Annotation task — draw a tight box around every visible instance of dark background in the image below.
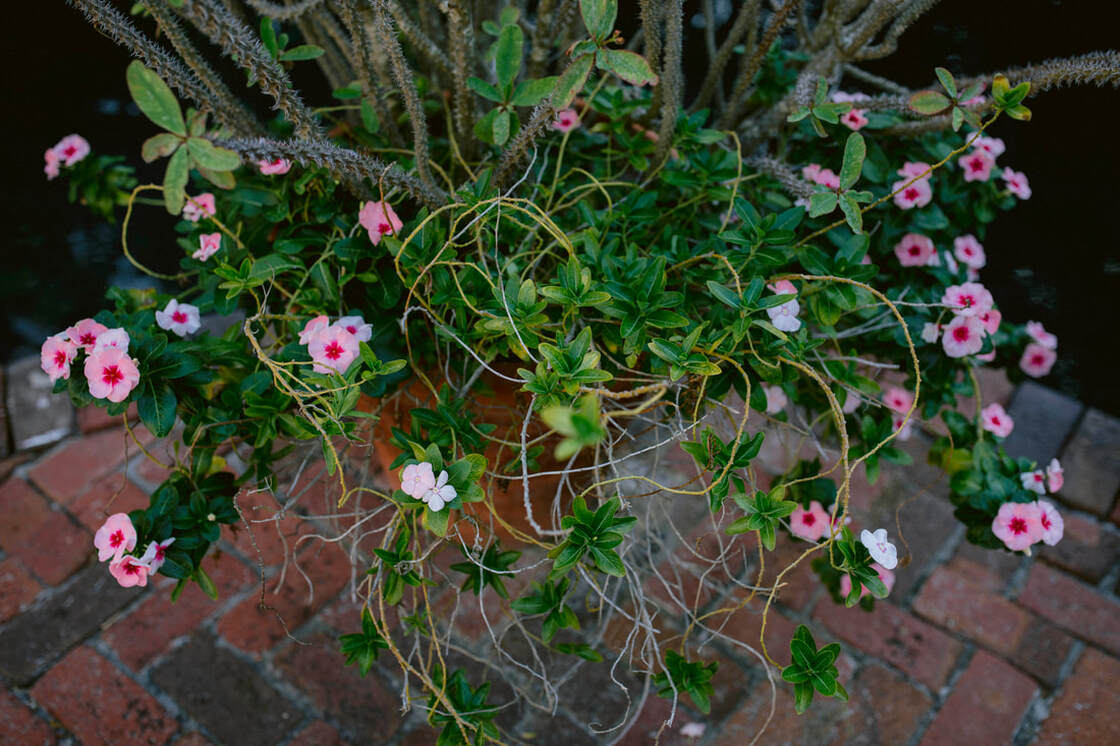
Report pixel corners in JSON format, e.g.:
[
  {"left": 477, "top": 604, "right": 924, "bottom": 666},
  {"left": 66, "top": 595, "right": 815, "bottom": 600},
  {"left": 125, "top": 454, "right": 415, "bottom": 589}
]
[{"left": 2, "top": 1, "right": 1117, "bottom": 413}]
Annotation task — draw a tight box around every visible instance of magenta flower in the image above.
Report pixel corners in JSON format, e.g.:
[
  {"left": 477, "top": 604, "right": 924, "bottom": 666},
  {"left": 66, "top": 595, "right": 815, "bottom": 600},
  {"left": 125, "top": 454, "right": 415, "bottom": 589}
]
[
  {"left": 941, "top": 315, "right": 985, "bottom": 358},
  {"left": 840, "top": 562, "right": 895, "bottom": 600},
  {"left": 40, "top": 333, "right": 78, "bottom": 382},
  {"left": 1046, "top": 458, "right": 1064, "bottom": 493},
  {"left": 882, "top": 387, "right": 914, "bottom": 414},
  {"left": 155, "top": 299, "right": 201, "bottom": 337},
  {"left": 891, "top": 177, "right": 933, "bottom": 209},
  {"left": 859, "top": 528, "right": 898, "bottom": 569},
  {"left": 298, "top": 315, "right": 329, "bottom": 345},
  {"left": 84, "top": 347, "right": 140, "bottom": 402},
  {"left": 139, "top": 537, "right": 175, "bottom": 573},
  {"left": 763, "top": 385, "right": 787, "bottom": 414},
  {"left": 307, "top": 325, "right": 359, "bottom": 375},
  {"left": 401, "top": 461, "right": 436, "bottom": 499},
  {"left": 992, "top": 501, "right": 1043, "bottom": 551},
  {"left": 953, "top": 235, "right": 986, "bottom": 269},
  {"left": 92, "top": 328, "right": 130, "bottom": 355},
  {"left": 790, "top": 501, "right": 830, "bottom": 542},
  {"left": 894, "top": 233, "right": 935, "bottom": 267},
  {"left": 970, "top": 136, "right": 1005, "bottom": 159},
  {"left": 1036, "top": 500, "right": 1064, "bottom": 545},
  {"left": 960, "top": 150, "right": 995, "bottom": 182},
  {"left": 1002, "top": 168, "right": 1032, "bottom": 199},
  {"left": 335, "top": 315, "right": 372, "bottom": 343},
  {"left": 182, "top": 193, "right": 216, "bottom": 222},
  {"left": 802, "top": 163, "right": 840, "bottom": 189},
  {"left": 1020, "top": 470, "right": 1047, "bottom": 495},
  {"left": 1019, "top": 342, "right": 1056, "bottom": 378},
  {"left": 552, "top": 108, "right": 580, "bottom": 133},
  {"left": 44, "top": 148, "right": 61, "bottom": 180},
  {"left": 67, "top": 318, "right": 109, "bottom": 353},
  {"left": 981, "top": 403, "right": 1014, "bottom": 437},
  {"left": 109, "top": 556, "right": 152, "bottom": 588},
  {"left": 942, "top": 282, "right": 993, "bottom": 317},
  {"left": 193, "top": 232, "right": 222, "bottom": 261},
  {"left": 1025, "top": 321, "right": 1057, "bottom": 350},
  {"left": 978, "top": 309, "right": 1001, "bottom": 335},
  {"left": 840, "top": 108, "right": 869, "bottom": 130},
  {"left": 358, "top": 200, "right": 403, "bottom": 246},
  {"left": 94, "top": 513, "right": 136, "bottom": 563},
  {"left": 53, "top": 134, "right": 90, "bottom": 166},
  {"left": 258, "top": 158, "right": 291, "bottom": 175}
]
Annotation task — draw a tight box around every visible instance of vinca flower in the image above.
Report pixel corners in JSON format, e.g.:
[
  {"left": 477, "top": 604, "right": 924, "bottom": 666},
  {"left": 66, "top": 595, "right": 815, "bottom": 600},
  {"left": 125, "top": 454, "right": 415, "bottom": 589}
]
[
  {"left": 193, "top": 232, "right": 221, "bottom": 261},
  {"left": 182, "top": 193, "right": 216, "bottom": 222},
  {"left": 401, "top": 462, "right": 436, "bottom": 499},
  {"left": 765, "top": 280, "right": 801, "bottom": 332},
  {"left": 92, "top": 328, "right": 130, "bottom": 354},
  {"left": 978, "top": 309, "right": 1001, "bottom": 335},
  {"left": 894, "top": 233, "right": 935, "bottom": 266},
  {"left": 359, "top": 200, "right": 403, "bottom": 245},
  {"left": 139, "top": 537, "right": 175, "bottom": 573},
  {"left": 953, "top": 235, "right": 986, "bottom": 269},
  {"left": 155, "top": 300, "right": 202, "bottom": 337},
  {"left": 860, "top": 528, "right": 898, "bottom": 570},
  {"left": 921, "top": 322, "right": 941, "bottom": 344},
  {"left": 1020, "top": 470, "right": 1047, "bottom": 494},
  {"left": 992, "top": 501, "right": 1043, "bottom": 551},
  {"left": 969, "top": 135, "right": 1006, "bottom": 159},
  {"left": 941, "top": 282, "right": 993, "bottom": 317},
  {"left": 67, "top": 318, "right": 109, "bottom": 353},
  {"left": 258, "top": 158, "right": 291, "bottom": 175},
  {"left": 789, "top": 501, "right": 830, "bottom": 542},
  {"left": 94, "top": 513, "right": 136, "bottom": 563},
  {"left": 882, "top": 387, "right": 914, "bottom": 414},
  {"left": 422, "top": 470, "right": 457, "bottom": 512},
  {"left": 552, "top": 108, "right": 580, "bottom": 132},
  {"left": 109, "top": 556, "right": 153, "bottom": 588},
  {"left": 941, "top": 315, "right": 985, "bottom": 358},
  {"left": 84, "top": 347, "right": 140, "bottom": 402},
  {"left": 308, "top": 325, "right": 359, "bottom": 375},
  {"left": 335, "top": 315, "right": 372, "bottom": 342},
  {"left": 1036, "top": 499, "right": 1064, "bottom": 545},
  {"left": 764, "top": 385, "right": 787, "bottom": 414},
  {"left": 40, "top": 333, "right": 77, "bottom": 382},
  {"left": 1046, "top": 458, "right": 1064, "bottom": 493},
  {"left": 1002, "top": 168, "right": 1032, "bottom": 199},
  {"left": 981, "top": 403, "right": 1014, "bottom": 437},
  {"left": 1019, "top": 342, "right": 1056, "bottom": 377},
  {"left": 960, "top": 150, "right": 995, "bottom": 182},
  {"left": 53, "top": 134, "right": 90, "bottom": 166},
  {"left": 1025, "top": 321, "right": 1057, "bottom": 349},
  {"left": 44, "top": 148, "right": 61, "bottom": 179},
  {"left": 299, "top": 315, "right": 329, "bottom": 345}
]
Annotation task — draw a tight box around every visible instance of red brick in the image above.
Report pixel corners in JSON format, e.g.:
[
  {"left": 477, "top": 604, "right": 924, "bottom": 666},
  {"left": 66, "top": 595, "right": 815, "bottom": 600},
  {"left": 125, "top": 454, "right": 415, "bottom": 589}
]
[
  {"left": 103, "top": 553, "right": 253, "bottom": 670},
  {"left": 29, "top": 646, "right": 176, "bottom": 746},
  {"left": 290, "top": 719, "right": 348, "bottom": 746},
  {"left": 829, "top": 663, "right": 932, "bottom": 746},
  {"left": 1017, "top": 562, "right": 1120, "bottom": 654},
  {"left": 0, "top": 477, "right": 52, "bottom": 550},
  {"left": 227, "top": 488, "right": 308, "bottom": 568},
  {"left": 0, "top": 689, "right": 54, "bottom": 744},
  {"left": 712, "top": 602, "right": 800, "bottom": 668},
  {"left": 1036, "top": 512, "right": 1119, "bottom": 582},
  {"left": 0, "top": 452, "right": 33, "bottom": 483},
  {"left": 77, "top": 403, "right": 137, "bottom": 434},
  {"left": 913, "top": 566, "right": 1031, "bottom": 655},
  {"left": 948, "top": 540, "right": 1022, "bottom": 593},
  {"left": 919, "top": 650, "right": 1036, "bottom": 746},
  {"left": 1037, "top": 648, "right": 1120, "bottom": 745},
  {"left": 27, "top": 429, "right": 133, "bottom": 503},
  {"left": 715, "top": 680, "right": 846, "bottom": 746},
  {"left": 69, "top": 472, "right": 151, "bottom": 532},
  {"left": 0, "top": 557, "right": 42, "bottom": 624},
  {"left": 172, "top": 733, "right": 214, "bottom": 746},
  {"left": 814, "top": 600, "right": 962, "bottom": 689},
  {"left": 10, "top": 510, "right": 91, "bottom": 585},
  {"left": 132, "top": 446, "right": 175, "bottom": 487}
]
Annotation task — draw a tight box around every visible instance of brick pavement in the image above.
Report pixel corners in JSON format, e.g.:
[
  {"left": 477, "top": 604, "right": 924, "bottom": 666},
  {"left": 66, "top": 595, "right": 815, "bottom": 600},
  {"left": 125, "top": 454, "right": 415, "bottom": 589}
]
[{"left": 0, "top": 375, "right": 1118, "bottom": 745}]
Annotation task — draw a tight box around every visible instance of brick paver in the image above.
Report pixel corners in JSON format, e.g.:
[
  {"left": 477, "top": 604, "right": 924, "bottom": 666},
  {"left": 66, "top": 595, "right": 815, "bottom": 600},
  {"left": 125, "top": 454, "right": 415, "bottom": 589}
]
[
  {"left": 919, "top": 650, "right": 1037, "bottom": 745},
  {"left": 0, "top": 689, "right": 54, "bottom": 744},
  {"left": 27, "top": 429, "right": 134, "bottom": 504},
  {"left": 1057, "top": 408, "right": 1120, "bottom": 515},
  {"left": 1017, "top": 562, "right": 1120, "bottom": 655},
  {"left": 1037, "top": 648, "right": 1120, "bottom": 744},
  {"left": 0, "top": 557, "right": 42, "bottom": 624}
]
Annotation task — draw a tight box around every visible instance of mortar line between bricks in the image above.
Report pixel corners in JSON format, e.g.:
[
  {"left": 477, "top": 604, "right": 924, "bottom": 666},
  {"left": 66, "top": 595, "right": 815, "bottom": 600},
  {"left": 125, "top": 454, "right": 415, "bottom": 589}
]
[
  {"left": 898, "top": 523, "right": 966, "bottom": 610},
  {"left": 1011, "top": 639, "right": 1086, "bottom": 746},
  {"left": 7, "top": 682, "right": 79, "bottom": 743},
  {"left": 903, "top": 643, "right": 977, "bottom": 746}
]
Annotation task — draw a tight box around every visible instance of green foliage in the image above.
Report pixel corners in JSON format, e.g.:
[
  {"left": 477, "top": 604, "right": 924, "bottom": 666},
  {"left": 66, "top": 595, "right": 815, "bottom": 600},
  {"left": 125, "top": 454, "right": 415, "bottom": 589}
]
[
  {"left": 680, "top": 427, "right": 765, "bottom": 511},
  {"left": 548, "top": 496, "right": 636, "bottom": 579},
  {"left": 787, "top": 77, "right": 853, "bottom": 137},
  {"left": 782, "top": 625, "right": 848, "bottom": 714},
  {"left": 653, "top": 650, "right": 719, "bottom": 714},
  {"left": 426, "top": 670, "right": 499, "bottom": 746},
  {"left": 727, "top": 485, "right": 799, "bottom": 550},
  {"left": 540, "top": 393, "right": 606, "bottom": 460},
  {"left": 339, "top": 608, "right": 389, "bottom": 676},
  {"left": 511, "top": 578, "right": 580, "bottom": 642},
  {"left": 450, "top": 542, "right": 522, "bottom": 599},
  {"left": 371, "top": 527, "right": 430, "bottom": 605}
]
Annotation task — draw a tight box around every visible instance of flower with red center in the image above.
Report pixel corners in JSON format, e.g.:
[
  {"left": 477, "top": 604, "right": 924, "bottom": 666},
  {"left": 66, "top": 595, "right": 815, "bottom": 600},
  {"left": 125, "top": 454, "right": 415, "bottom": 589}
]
[
  {"left": 66, "top": 318, "right": 109, "bottom": 353},
  {"left": 52, "top": 134, "right": 90, "bottom": 166},
  {"left": 40, "top": 333, "right": 78, "bottom": 382},
  {"left": 1019, "top": 342, "right": 1056, "bottom": 378},
  {"left": 139, "top": 537, "right": 176, "bottom": 573},
  {"left": 897, "top": 162, "right": 933, "bottom": 179},
  {"left": 1046, "top": 458, "right": 1064, "bottom": 493},
  {"left": 892, "top": 414, "right": 914, "bottom": 441},
  {"left": 953, "top": 235, "right": 986, "bottom": 269},
  {"left": 980, "top": 403, "right": 1014, "bottom": 437},
  {"left": 859, "top": 528, "right": 899, "bottom": 569},
  {"left": 891, "top": 177, "right": 933, "bottom": 209},
  {"left": 358, "top": 201, "right": 403, "bottom": 246},
  {"left": 840, "top": 108, "right": 868, "bottom": 130},
  {"left": 258, "top": 158, "right": 291, "bottom": 175},
  {"left": 978, "top": 309, "right": 1001, "bottom": 335},
  {"left": 969, "top": 135, "right": 1005, "bottom": 159},
  {"left": 893, "top": 233, "right": 935, "bottom": 267},
  {"left": 299, "top": 315, "right": 329, "bottom": 345},
  {"left": 789, "top": 501, "right": 830, "bottom": 542},
  {"left": 813, "top": 168, "right": 840, "bottom": 190},
  {"left": 992, "top": 501, "right": 1044, "bottom": 551},
  {"left": 941, "top": 282, "right": 994, "bottom": 317},
  {"left": 763, "top": 384, "right": 787, "bottom": 415},
  {"left": 1001, "top": 168, "right": 1032, "bottom": 199},
  {"left": 181, "top": 193, "right": 216, "bottom": 222},
  {"left": 193, "top": 232, "right": 222, "bottom": 261},
  {"left": 882, "top": 386, "right": 914, "bottom": 415},
  {"left": 84, "top": 347, "right": 141, "bottom": 402},
  {"left": 92, "top": 328, "right": 130, "bottom": 355},
  {"left": 94, "top": 513, "right": 136, "bottom": 563},
  {"left": 551, "top": 108, "right": 580, "bottom": 133},
  {"left": 959, "top": 150, "right": 995, "bottom": 182},
  {"left": 1020, "top": 470, "right": 1047, "bottom": 495},
  {"left": 155, "top": 299, "right": 201, "bottom": 337},
  {"left": 1025, "top": 321, "right": 1057, "bottom": 350},
  {"left": 109, "top": 556, "right": 152, "bottom": 588},
  {"left": 44, "top": 148, "right": 61, "bottom": 179},
  {"left": 840, "top": 562, "right": 896, "bottom": 600},
  {"left": 941, "top": 315, "right": 985, "bottom": 358},
  {"left": 335, "top": 315, "right": 372, "bottom": 343},
  {"left": 1036, "top": 499, "right": 1064, "bottom": 545},
  {"left": 308, "top": 325, "right": 359, "bottom": 375}
]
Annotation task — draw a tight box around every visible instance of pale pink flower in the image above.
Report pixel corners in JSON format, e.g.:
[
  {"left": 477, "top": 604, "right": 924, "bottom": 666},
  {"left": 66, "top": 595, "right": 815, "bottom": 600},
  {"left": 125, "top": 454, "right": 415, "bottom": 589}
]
[
  {"left": 193, "top": 232, "right": 222, "bottom": 261},
  {"left": 976, "top": 350, "right": 997, "bottom": 363},
  {"left": 960, "top": 150, "right": 995, "bottom": 182},
  {"left": 941, "top": 315, "right": 985, "bottom": 358},
  {"left": 978, "top": 309, "right": 1001, "bottom": 335},
  {"left": 1036, "top": 499, "right": 1064, "bottom": 545},
  {"left": 92, "top": 328, "right": 130, "bottom": 355},
  {"left": 921, "top": 322, "right": 941, "bottom": 344},
  {"left": 859, "top": 528, "right": 898, "bottom": 569},
  {"left": 680, "top": 722, "right": 706, "bottom": 739},
  {"left": 926, "top": 250, "right": 958, "bottom": 273},
  {"left": 401, "top": 461, "right": 436, "bottom": 499},
  {"left": 422, "top": 470, "right": 457, "bottom": 512},
  {"left": 308, "top": 325, "right": 359, "bottom": 375},
  {"left": 840, "top": 108, "right": 869, "bottom": 130},
  {"left": 84, "top": 347, "right": 141, "bottom": 403},
  {"left": 894, "top": 233, "right": 935, "bottom": 266},
  {"left": 44, "top": 148, "right": 61, "bottom": 179},
  {"left": 40, "top": 333, "right": 78, "bottom": 382},
  {"left": 980, "top": 403, "right": 1014, "bottom": 437},
  {"left": 992, "top": 501, "right": 1043, "bottom": 551},
  {"left": 66, "top": 318, "right": 109, "bottom": 353},
  {"left": 182, "top": 193, "right": 216, "bottom": 222},
  {"left": 109, "top": 556, "right": 152, "bottom": 588},
  {"left": 953, "top": 235, "right": 986, "bottom": 269},
  {"left": 1002, "top": 168, "right": 1032, "bottom": 199},
  {"left": 298, "top": 315, "right": 329, "bottom": 345},
  {"left": 789, "top": 500, "right": 830, "bottom": 542},
  {"left": 840, "top": 562, "right": 896, "bottom": 600},
  {"left": 335, "top": 315, "right": 372, "bottom": 343},
  {"left": 53, "top": 134, "right": 90, "bottom": 166},
  {"left": 767, "top": 279, "right": 797, "bottom": 295},
  {"left": 258, "top": 158, "right": 291, "bottom": 175},
  {"left": 842, "top": 392, "right": 862, "bottom": 413},
  {"left": 831, "top": 91, "right": 871, "bottom": 104},
  {"left": 94, "top": 513, "right": 136, "bottom": 563},
  {"left": 897, "top": 162, "right": 932, "bottom": 179},
  {"left": 970, "top": 135, "right": 1006, "bottom": 159},
  {"left": 139, "top": 537, "right": 175, "bottom": 573},
  {"left": 155, "top": 299, "right": 201, "bottom": 337},
  {"left": 813, "top": 168, "right": 840, "bottom": 190},
  {"left": 896, "top": 178, "right": 934, "bottom": 209},
  {"left": 1020, "top": 343, "right": 1056, "bottom": 377},
  {"left": 1025, "top": 321, "right": 1057, "bottom": 350},
  {"left": 552, "top": 108, "right": 580, "bottom": 132},
  {"left": 1046, "top": 458, "right": 1064, "bottom": 493},
  {"left": 892, "top": 414, "right": 913, "bottom": 441},
  {"left": 882, "top": 387, "right": 914, "bottom": 415},
  {"left": 765, "top": 280, "right": 801, "bottom": 332},
  {"left": 358, "top": 201, "right": 403, "bottom": 246},
  {"left": 763, "top": 385, "right": 787, "bottom": 415},
  {"left": 1020, "top": 470, "right": 1047, "bottom": 495},
  {"left": 941, "top": 282, "right": 993, "bottom": 317},
  {"left": 802, "top": 163, "right": 822, "bottom": 182}
]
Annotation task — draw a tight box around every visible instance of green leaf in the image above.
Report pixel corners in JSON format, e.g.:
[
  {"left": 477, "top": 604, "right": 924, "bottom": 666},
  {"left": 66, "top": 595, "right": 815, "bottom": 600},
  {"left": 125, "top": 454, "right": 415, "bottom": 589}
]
[
  {"left": 839, "top": 132, "right": 866, "bottom": 190},
  {"left": 935, "top": 67, "right": 958, "bottom": 98},
  {"left": 187, "top": 138, "right": 240, "bottom": 171},
  {"left": 552, "top": 53, "right": 594, "bottom": 109},
  {"left": 126, "top": 61, "right": 185, "bottom": 135},
  {"left": 492, "top": 110, "right": 511, "bottom": 146},
  {"left": 494, "top": 24, "right": 523, "bottom": 90},
  {"left": 580, "top": 0, "right": 617, "bottom": 40},
  {"left": 141, "top": 133, "right": 181, "bottom": 163},
  {"left": 163, "top": 147, "right": 190, "bottom": 214},
  {"left": 597, "top": 49, "right": 658, "bottom": 87},
  {"left": 839, "top": 193, "right": 863, "bottom": 234},
  {"left": 467, "top": 76, "right": 504, "bottom": 102},
  {"left": 138, "top": 382, "right": 177, "bottom": 437},
  {"left": 511, "top": 77, "right": 558, "bottom": 106},
  {"left": 908, "top": 90, "right": 951, "bottom": 115},
  {"left": 260, "top": 17, "right": 279, "bottom": 59},
  {"left": 279, "top": 45, "right": 325, "bottom": 62},
  {"left": 808, "top": 192, "right": 838, "bottom": 217}
]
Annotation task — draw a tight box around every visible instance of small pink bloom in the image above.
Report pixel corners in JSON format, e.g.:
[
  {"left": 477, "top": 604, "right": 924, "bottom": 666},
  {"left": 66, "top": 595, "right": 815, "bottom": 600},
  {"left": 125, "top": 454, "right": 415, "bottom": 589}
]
[
  {"left": 1036, "top": 499, "right": 1063, "bottom": 545},
  {"left": 894, "top": 233, "right": 935, "bottom": 267},
  {"left": 981, "top": 403, "right": 1014, "bottom": 437},
  {"left": 44, "top": 148, "right": 61, "bottom": 180},
  {"left": 882, "top": 387, "right": 914, "bottom": 415},
  {"left": 941, "top": 282, "right": 993, "bottom": 317},
  {"left": 299, "top": 315, "right": 329, "bottom": 345},
  {"left": 802, "top": 163, "right": 822, "bottom": 182},
  {"left": 978, "top": 309, "right": 1001, "bottom": 335},
  {"left": 552, "top": 108, "right": 580, "bottom": 133},
  {"left": 970, "top": 135, "right": 1006, "bottom": 159},
  {"left": 840, "top": 108, "right": 868, "bottom": 130},
  {"left": 926, "top": 250, "right": 958, "bottom": 272},
  {"left": 53, "top": 134, "right": 90, "bottom": 166},
  {"left": 896, "top": 175, "right": 936, "bottom": 207},
  {"left": 813, "top": 168, "right": 840, "bottom": 190},
  {"left": 953, "top": 235, "right": 986, "bottom": 269},
  {"left": 40, "top": 333, "right": 78, "bottom": 382},
  {"left": 1019, "top": 343, "right": 1056, "bottom": 378},
  {"left": 767, "top": 279, "right": 798, "bottom": 296},
  {"left": 763, "top": 385, "right": 787, "bottom": 415},
  {"left": 139, "top": 537, "right": 176, "bottom": 573},
  {"left": 960, "top": 151, "right": 995, "bottom": 182},
  {"left": 1020, "top": 470, "right": 1047, "bottom": 495},
  {"left": 789, "top": 500, "right": 830, "bottom": 542},
  {"left": 92, "top": 328, "right": 130, "bottom": 355},
  {"left": 84, "top": 347, "right": 141, "bottom": 403},
  {"left": 421, "top": 469, "right": 457, "bottom": 512},
  {"left": 976, "top": 350, "right": 997, "bottom": 363},
  {"left": 358, "top": 201, "right": 403, "bottom": 246},
  {"left": 401, "top": 461, "right": 436, "bottom": 499},
  {"left": 897, "top": 162, "right": 932, "bottom": 179},
  {"left": 992, "top": 501, "right": 1043, "bottom": 551},
  {"left": 155, "top": 299, "right": 201, "bottom": 337},
  {"left": 941, "top": 315, "right": 985, "bottom": 358},
  {"left": 335, "top": 315, "right": 372, "bottom": 343},
  {"left": 1002, "top": 168, "right": 1032, "bottom": 199},
  {"left": 842, "top": 393, "right": 862, "bottom": 413},
  {"left": 94, "top": 513, "right": 136, "bottom": 563},
  {"left": 109, "top": 556, "right": 152, "bottom": 588},
  {"left": 1046, "top": 458, "right": 1064, "bottom": 493},
  {"left": 921, "top": 322, "right": 941, "bottom": 344},
  {"left": 193, "top": 232, "right": 222, "bottom": 261},
  {"left": 258, "top": 158, "right": 291, "bottom": 175},
  {"left": 892, "top": 414, "right": 913, "bottom": 441},
  {"left": 182, "top": 193, "right": 216, "bottom": 222},
  {"left": 840, "top": 562, "right": 895, "bottom": 600},
  {"left": 307, "top": 325, "right": 359, "bottom": 375},
  {"left": 1025, "top": 321, "right": 1057, "bottom": 350},
  {"left": 765, "top": 280, "right": 801, "bottom": 332},
  {"left": 66, "top": 318, "right": 109, "bottom": 353},
  {"left": 680, "top": 722, "right": 706, "bottom": 739}
]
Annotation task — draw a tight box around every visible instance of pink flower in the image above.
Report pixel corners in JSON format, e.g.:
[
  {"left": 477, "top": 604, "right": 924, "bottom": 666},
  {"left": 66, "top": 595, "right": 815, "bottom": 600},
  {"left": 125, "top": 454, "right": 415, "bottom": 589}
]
[
  {"left": 155, "top": 299, "right": 201, "bottom": 337},
  {"left": 258, "top": 158, "right": 291, "bottom": 175},
  {"left": 789, "top": 500, "right": 830, "bottom": 542},
  {"left": 897, "top": 162, "right": 932, "bottom": 179},
  {"left": 882, "top": 387, "right": 914, "bottom": 415},
  {"left": 992, "top": 501, "right": 1043, "bottom": 551},
  {"left": 892, "top": 414, "right": 913, "bottom": 441},
  {"left": 84, "top": 347, "right": 141, "bottom": 403},
  {"left": 182, "top": 193, "right": 216, "bottom": 222},
  {"left": 768, "top": 279, "right": 797, "bottom": 295},
  {"left": 941, "top": 282, "right": 993, "bottom": 317},
  {"left": 92, "top": 328, "right": 130, "bottom": 355},
  {"left": 921, "top": 322, "right": 941, "bottom": 344},
  {"left": 1020, "top": 470, "right": 1047, "bottom": 495},
  {"left": 335, "top": 315, "right": 372, "bottom": 343},
  {"left": 109, "top": 556, "right": 152, "bottom": 588},
  {"left": 941, "top": 315, "right": 985, "bottom": 358},
  {"left": 299, "top": 315, "right": 329, "bottom": 345},
  {"left": 980, "top": 403, "right": 1014, "bottom": 437},
  {"left": 552, "top": 108, "right": 580, "bottom": 132},
  {"left": 953, "top": 235, "right": 986, "bottom": 269},
  {"left": 1025, "top": 321, "right": 1057, "bottom": 350},
  {"left": 66, "top": 318, "right": 109, "bottom": 353},
  {"left": 400, "top": 462, "right": 436, "bottom": 499},
  {"left": 1036, "top": 499, "right": 1064, "bottom": 545},
  {"left": 978, "top": 309, "right": 1001, "bottom": 335},
  {"left": 925, "top": 250, "right": 957, "bottom": 272},
  {"left": 40, "top": 333, "right": 78, "bottom": 382},
  {"left": 970, "top": 136, "right": 1005, "bottom": 159},
  {"left": 1019, "top": 343, "right": 1056, "bottom": 378},
  {"left": 960, "top": 151, "right": 995, "bottom": 182},
  {"left": 680, "top": 722, "right": 706, "bottom": 739},
  {"left": 1002, "top": 168, "right": 1032, "bottom": 199},
  {"left": 840, "top": 562, "right": 896, "bottom": 600},
  {"left": 94, "top": 513, "right": 136, "bottom": 563},
  {"left": 840, "top": 108, "right": 869, "bottom": 130},
  {"left": 1046, "top": 458, "right": 1064, "bottom": 493},
  {"left": 44, "top": 148, "right": 61, "bottom": 180},
  {"left": 307, "top": 325, "right": 359, "bottom": 375},
  {"left": 764, "top": 385, "right": 787, "bottom": 415},
  {"left": 53, "top": 134, "right": 90, "bottom": 166},
  {"left": 813, "top": 168, "right": 840, "bottom": 190},
  {"left": 139, "top": 537, "right": 175, "bottom": 573},
  {"left": 842, "top": 393, "right": 862, "bottom": 413},
  {"left": 892, "top": 179, "right": 931, "bottom": 210},
  {"left": 802, "top": 164, "right": 822, "bottom": 181},
  {"left": 894, "top": 233, "right": 935, "bottom": 266},
  {"left": 358, "top": 201, "right": 403, "bottom": 246},
  {"left": 193, "top": 232, "right": 222, "bottom": 261},
  {"left": 859, "top": 528, "right": 898, "bottom": 569}
]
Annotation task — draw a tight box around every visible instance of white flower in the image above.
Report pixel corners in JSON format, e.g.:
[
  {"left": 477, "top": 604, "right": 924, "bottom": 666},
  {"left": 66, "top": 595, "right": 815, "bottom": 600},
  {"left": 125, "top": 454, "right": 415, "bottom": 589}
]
[
  {"left": 422, "top": 469, "right": 457, "bottom": 512},
  {"left": 92, "top": 328, "right": 131, "bottom": 355},
  {"left": 766, "top": 299, "right": 802, "bottom": 332},
  {"left": 1020, "top": 470, "right": 1047, "bottom": 495},
  {"left": 681, "top": 722, "right": 706, "bottom": 738},
  {"left": 155, "top": 299, "right": 202, "bottom": 337},
  {"left": 764, "top": 385, "right": 787, "bottom": 414},
  {"left": 860, "top": 528, "right": 898, "bottom": 570}
]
